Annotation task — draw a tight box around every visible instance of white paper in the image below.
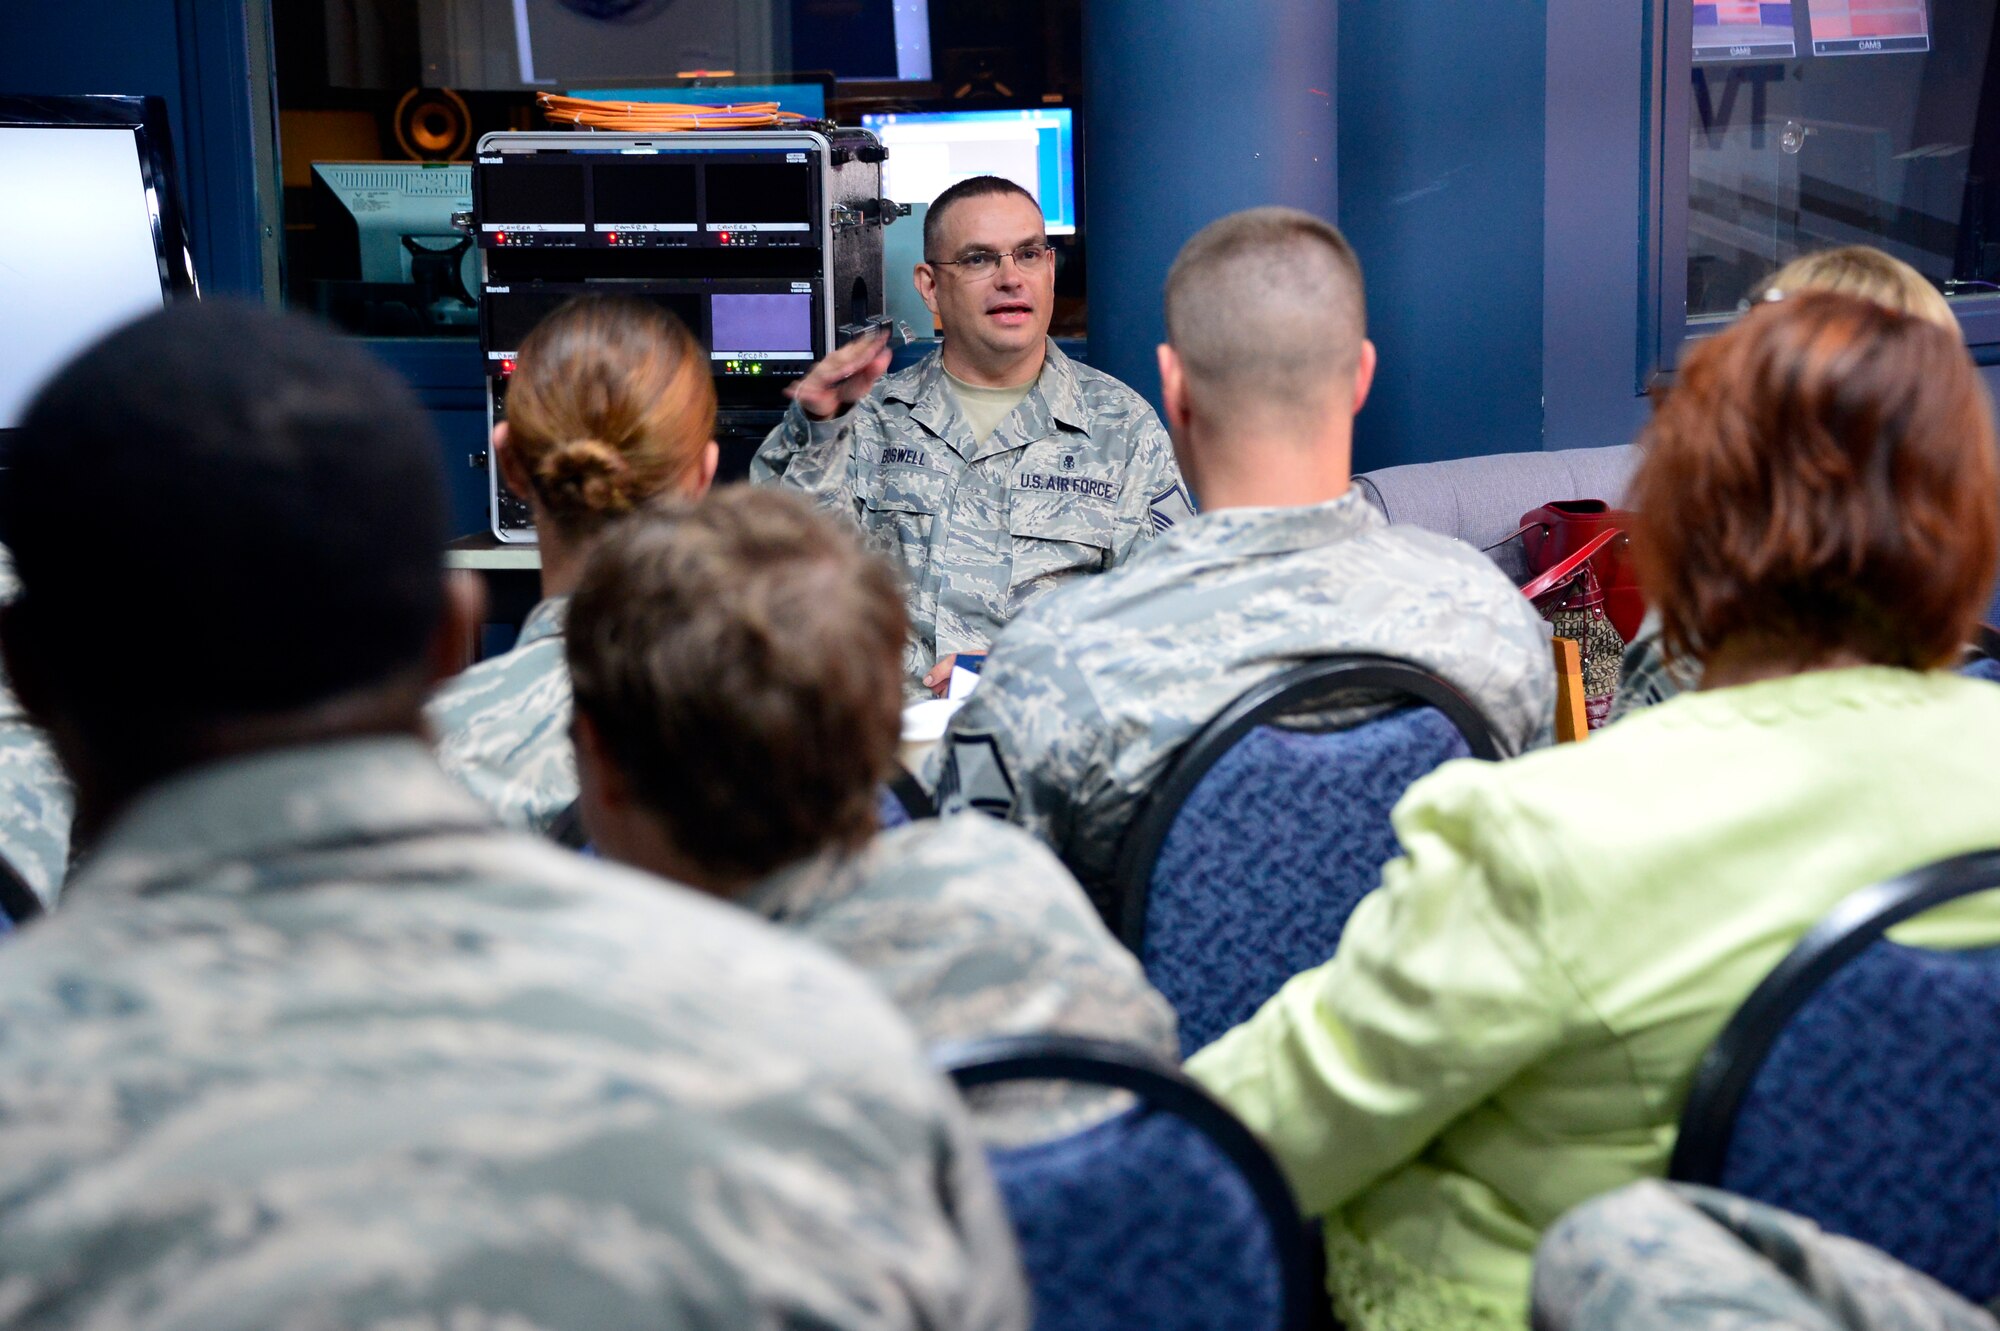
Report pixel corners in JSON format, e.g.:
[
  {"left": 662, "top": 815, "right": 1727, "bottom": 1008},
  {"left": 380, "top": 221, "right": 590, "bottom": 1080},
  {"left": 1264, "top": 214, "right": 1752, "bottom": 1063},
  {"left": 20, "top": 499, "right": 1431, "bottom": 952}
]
[
  {"left": 946, "top": 665, "right": 983, "bottom": 701},
  {"left": 901, "top": 697, "right": 965, "bottom": 744}
]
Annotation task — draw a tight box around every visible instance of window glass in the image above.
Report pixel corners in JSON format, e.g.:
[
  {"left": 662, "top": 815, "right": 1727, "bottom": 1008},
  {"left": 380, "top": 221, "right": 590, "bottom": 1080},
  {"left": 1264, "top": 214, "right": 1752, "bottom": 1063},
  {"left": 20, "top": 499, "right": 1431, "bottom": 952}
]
[
  {"left": 270, "top": 0, "right": 1086, "bottom": 340},
  {"left": 1687, "top": 0, "right": 2000, "bottom": 318}
]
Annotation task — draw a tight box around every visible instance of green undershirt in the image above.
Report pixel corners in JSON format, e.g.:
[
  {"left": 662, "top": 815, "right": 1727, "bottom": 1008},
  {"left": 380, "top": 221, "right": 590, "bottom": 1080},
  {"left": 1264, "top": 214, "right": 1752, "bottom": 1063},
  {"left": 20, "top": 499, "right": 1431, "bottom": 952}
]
[{"left": 944, "top": 369, "right": 1035, "bottom": 444}]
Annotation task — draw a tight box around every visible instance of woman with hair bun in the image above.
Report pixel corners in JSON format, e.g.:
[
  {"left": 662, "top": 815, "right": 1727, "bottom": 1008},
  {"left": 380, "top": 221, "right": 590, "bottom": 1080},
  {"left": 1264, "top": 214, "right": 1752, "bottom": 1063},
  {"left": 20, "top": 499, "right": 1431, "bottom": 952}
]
[{"left": 428, "top": 295, "right": 718, "bottom": 833}]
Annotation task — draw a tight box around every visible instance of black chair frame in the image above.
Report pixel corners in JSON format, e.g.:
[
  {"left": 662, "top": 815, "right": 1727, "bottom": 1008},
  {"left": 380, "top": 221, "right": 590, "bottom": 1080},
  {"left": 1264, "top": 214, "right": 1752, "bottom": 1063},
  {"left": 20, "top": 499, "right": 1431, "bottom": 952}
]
[
  {"left": 1110, "top": 654, "right": 1502, "bottom": 952},
  {"left": 935, "top": 1033, "right": 1321, "bottom": 1331},
  {"left": 1669, "top": 847, "right": 2000, "bottom": 1185},
  {"left": 0, "top": 852, "right": 43, "bottom": 926},
  {"left": 888, "top": 764, "right": 937, "bottom": 821},
  {"left": 546, "top": 799, "right": 588, "bottom": 850}
]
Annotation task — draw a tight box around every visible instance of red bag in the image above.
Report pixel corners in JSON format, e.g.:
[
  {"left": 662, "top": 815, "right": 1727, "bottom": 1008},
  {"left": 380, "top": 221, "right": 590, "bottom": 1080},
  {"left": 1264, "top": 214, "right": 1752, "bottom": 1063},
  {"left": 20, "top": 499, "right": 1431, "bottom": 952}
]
[{"left": 1519, "top": 501, "right": 1643, "bottom": 642}]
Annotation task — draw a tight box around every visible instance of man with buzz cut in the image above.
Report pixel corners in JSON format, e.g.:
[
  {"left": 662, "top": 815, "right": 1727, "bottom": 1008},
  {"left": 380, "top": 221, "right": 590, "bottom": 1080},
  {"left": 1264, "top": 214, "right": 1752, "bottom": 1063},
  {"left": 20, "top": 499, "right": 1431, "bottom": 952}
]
[
  {"left": 931, "top": 207, "right": 1555, "bottom": 916},
  {"left": 753, "top": 173, "right": 1193, "bottom": 697},
  {"left": 0, "top": 299, "right": 1028, "bottom": 1331}
]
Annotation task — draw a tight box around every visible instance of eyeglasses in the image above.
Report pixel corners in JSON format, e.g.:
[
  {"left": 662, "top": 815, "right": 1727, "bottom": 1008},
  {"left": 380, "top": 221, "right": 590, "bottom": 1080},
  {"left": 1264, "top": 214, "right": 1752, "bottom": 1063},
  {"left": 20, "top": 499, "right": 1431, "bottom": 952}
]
[{"left": 928, "top": 243, "right": 1057, "bottom": 280}]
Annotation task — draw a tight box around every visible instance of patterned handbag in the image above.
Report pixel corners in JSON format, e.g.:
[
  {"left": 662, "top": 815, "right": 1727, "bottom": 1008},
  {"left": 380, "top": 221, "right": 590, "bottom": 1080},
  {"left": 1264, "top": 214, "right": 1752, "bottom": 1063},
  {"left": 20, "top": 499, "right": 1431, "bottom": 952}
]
[
  {"left": 1520, "top": 527, "right": 1626, "bottom": 729},
  {"left": 1519, "top": 501, "right": 1644, "bottom": 642}
]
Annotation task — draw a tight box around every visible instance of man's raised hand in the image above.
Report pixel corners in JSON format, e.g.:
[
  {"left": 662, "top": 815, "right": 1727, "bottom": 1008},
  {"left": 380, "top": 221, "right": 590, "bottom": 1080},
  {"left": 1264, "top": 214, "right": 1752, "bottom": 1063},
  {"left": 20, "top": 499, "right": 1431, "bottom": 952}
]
[{"left": 785, "top": 329, "right": 894, "bottom": 421}]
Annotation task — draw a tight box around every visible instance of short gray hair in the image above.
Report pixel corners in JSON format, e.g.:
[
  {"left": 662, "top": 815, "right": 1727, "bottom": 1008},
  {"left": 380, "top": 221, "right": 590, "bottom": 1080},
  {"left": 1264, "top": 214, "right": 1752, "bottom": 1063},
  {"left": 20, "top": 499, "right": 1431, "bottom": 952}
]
[{"left": 1163, "top": 207, "right": 1367, "bottom": 431}]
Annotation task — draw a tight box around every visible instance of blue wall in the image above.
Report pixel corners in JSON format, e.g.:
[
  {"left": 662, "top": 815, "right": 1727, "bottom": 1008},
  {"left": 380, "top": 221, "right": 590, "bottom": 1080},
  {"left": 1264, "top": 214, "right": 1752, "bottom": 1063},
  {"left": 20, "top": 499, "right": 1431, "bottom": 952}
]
[
  {"left": 1340, "top": 0, "right": 1549, "bottom": 473},
  {"left": 1082, "top": 0, "right": 1338, "bottom": 420}
]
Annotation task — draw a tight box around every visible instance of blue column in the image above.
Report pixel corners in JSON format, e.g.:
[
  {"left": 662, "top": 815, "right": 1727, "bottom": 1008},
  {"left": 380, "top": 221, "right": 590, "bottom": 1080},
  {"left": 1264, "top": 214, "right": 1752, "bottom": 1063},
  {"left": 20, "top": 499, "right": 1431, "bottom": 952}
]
[{"left": 1083, "top": 0, "right": 1338, "bottom": 411}]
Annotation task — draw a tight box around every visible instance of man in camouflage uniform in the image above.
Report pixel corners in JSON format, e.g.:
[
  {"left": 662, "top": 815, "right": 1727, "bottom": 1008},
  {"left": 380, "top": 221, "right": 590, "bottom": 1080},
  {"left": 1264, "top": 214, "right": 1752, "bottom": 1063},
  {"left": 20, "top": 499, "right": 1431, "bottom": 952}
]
[
  {"left": 565, "top": 487, "right": 1179, "bottom": 1145},
  {"left": 0, "top": 550, "right": 70, "bottom": 909},
  {"left": 752, "top": 174, "right": 1193, "bottom": 697},
  {"left": 426, "top": 593, "right": 575, "bottom": 833},
  {"left": 930, "top": 208, "right": 1554, "bottom": 911},
  {"left": 0, "top": 302, "right": 1028, "bottom": 1330},
  {"left": 1533, "top": 1181, "right": 1998, "bottom": 1331},
  {"left": 1609, "top": 610, "right": 1700, "bottom": 723}
]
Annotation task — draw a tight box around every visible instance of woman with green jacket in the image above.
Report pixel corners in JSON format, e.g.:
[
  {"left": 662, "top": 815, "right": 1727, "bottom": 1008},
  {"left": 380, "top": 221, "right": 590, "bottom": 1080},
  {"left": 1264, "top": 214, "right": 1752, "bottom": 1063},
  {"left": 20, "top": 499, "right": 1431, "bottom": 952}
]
[{"left": 1188, "top": 290, "right": 2000, "bottom": 1331}]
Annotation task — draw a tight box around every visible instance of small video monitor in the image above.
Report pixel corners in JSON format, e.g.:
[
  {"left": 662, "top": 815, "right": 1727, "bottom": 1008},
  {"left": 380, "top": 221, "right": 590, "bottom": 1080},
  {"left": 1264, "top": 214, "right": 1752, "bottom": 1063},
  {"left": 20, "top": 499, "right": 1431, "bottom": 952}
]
[
  {"left": 863, "top": 108, "right": 1077, "bottom": 236},
  {"left": 1808, "top": 0, "right": 1929, "bottom": 55},
  {"left": 704, "top": 161, "right": 815, "bottom": 234},
  {"left": 591, "top": 161, "right": 698, "bottom": 237},
  {"left": 647, "top": 290, "right": 705, "bottom": 341},
  {"left": 485, "top": 285, "right": 707, "bottom": 362},
  {"left": 481, "top": 287, "right": 572, "bottom": 360},
  {"left": 477, "top": 161, "right": 588, "bottom": 234},
  {"left": 1693, "top": 2, "right": 1799, "bottom": 61},
  {"left": 710, "top": 291, "right": 815, "bottom": 360}
]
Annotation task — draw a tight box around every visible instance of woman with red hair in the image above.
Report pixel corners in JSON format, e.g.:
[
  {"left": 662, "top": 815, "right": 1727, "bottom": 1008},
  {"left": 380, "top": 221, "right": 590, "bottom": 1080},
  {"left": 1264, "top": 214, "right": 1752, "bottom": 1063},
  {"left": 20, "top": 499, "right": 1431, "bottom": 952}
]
[{"left": 1188, "top": 291, "right": 2000, "bottom": 1331}]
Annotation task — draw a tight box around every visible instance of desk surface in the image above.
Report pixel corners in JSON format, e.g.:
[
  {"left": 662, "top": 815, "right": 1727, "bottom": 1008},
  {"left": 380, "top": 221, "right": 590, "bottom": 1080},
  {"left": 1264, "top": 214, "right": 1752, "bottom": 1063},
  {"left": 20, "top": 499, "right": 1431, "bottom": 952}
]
[{"left": 446, "top": 533, "right": 540, "bottom": 571}]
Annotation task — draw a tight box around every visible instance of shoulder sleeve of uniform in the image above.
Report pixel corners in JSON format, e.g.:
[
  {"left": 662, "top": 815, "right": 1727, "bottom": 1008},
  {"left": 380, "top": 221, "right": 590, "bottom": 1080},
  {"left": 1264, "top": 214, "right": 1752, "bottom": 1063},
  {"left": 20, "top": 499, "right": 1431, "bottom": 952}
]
[
  {"left": 930, "top": 627, "right": 1105, "bottom": 873},
  {"left": 1106, "top": 412, "right": 1192, "bottom": 563},
  {"left": 750, "top": 400, "right": 879, "bottom": 522}
]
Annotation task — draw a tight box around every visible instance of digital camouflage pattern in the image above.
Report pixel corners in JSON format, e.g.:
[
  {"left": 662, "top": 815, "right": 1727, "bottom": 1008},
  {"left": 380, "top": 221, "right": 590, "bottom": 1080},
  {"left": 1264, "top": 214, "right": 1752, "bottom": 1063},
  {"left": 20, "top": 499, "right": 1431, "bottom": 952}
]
[
  {"left": 0, "top": 696, "right": 70, "bottom": 908},
  {"left": 0, "top": 736, "right": 1030, "bottom": 1331},
  {"left": 1609, "top": 609, "right": 1699, "bottom": 724},
  {"left": 427, "top": 595, "right": 576, "bottom": 835},
  {"left": 0, "top": 549, "right": 71, "bottom": 906},
  {"left": 1533, "top": 1181, "right": 2000, "bottom": 1331},
  {"left": 742, "top": 812, "right": 1179, "bottom": 1146},
  {"left": 928, "top": 491, "right": 1557, "bottom": 905},
  {"left": 752, "top": 341, "right": 1195, "bottom": 694}
]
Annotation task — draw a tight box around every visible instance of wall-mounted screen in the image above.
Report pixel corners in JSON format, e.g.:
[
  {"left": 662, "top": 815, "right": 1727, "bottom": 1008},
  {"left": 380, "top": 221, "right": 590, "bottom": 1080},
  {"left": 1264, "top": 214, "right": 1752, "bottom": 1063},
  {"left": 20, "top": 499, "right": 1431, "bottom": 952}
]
[
  {"left": 863, "top": 108, "right": 1077, "bottom": 235},
  {"left": 1693, "top": 1, "right": 1799, "bottom": 60},
  {"left": 0, "top": 98, "right": 192, "bottom": 432},
  {"left": 1808, "top": 0, "right": 1931, "bottom": 55}
]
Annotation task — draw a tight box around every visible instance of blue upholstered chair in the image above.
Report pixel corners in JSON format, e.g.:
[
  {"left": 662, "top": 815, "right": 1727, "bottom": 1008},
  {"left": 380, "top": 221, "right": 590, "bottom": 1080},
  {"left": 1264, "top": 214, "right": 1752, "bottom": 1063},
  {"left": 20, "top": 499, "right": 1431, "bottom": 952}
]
[
  {"left": 1113, "top": 656, "right": 1502, "bottom": 1056},
  {"left": 1963, "top": 627, "right": 2000, "bottom": 683},
  {"left": 937, "top": 1035, "right": 1320, "bottom": 1331},
  {"left": 1670, "top": 849, "right": 2000, "bottom": 1304},
  {"left": 875, "top": 785, "right": 912, "bottom": 829}
]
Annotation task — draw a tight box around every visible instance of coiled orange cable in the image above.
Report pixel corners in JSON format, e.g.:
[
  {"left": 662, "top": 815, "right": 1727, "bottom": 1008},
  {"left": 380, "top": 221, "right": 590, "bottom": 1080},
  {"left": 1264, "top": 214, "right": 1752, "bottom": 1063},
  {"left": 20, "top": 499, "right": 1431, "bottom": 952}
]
[{"left": 537, "top": 93, "right": 809, "bottom": 132}]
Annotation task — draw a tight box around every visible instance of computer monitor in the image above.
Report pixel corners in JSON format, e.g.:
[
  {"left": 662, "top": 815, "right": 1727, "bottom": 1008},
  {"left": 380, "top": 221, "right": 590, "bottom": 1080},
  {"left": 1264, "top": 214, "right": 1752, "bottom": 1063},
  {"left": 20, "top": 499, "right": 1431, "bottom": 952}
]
[
  {"left": 862, "top": 108, "right": 1077, "bottom": 236},
  {"left": 1692, "top": 2, "right": 1799, "bottom": 62},
  {"left": 0, "top": 95, "right": 196, "bottom": 434},
  {"left": 311, "top": 162, "right": 476, "bottom": 285}
]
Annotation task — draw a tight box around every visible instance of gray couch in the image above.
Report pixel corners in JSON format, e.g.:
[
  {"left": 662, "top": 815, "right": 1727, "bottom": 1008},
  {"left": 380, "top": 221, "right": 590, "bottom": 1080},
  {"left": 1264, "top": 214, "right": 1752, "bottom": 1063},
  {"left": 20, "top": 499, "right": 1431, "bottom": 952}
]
[{"left": 1353, "top": 445, "right": 1639, "bottom": 582}]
